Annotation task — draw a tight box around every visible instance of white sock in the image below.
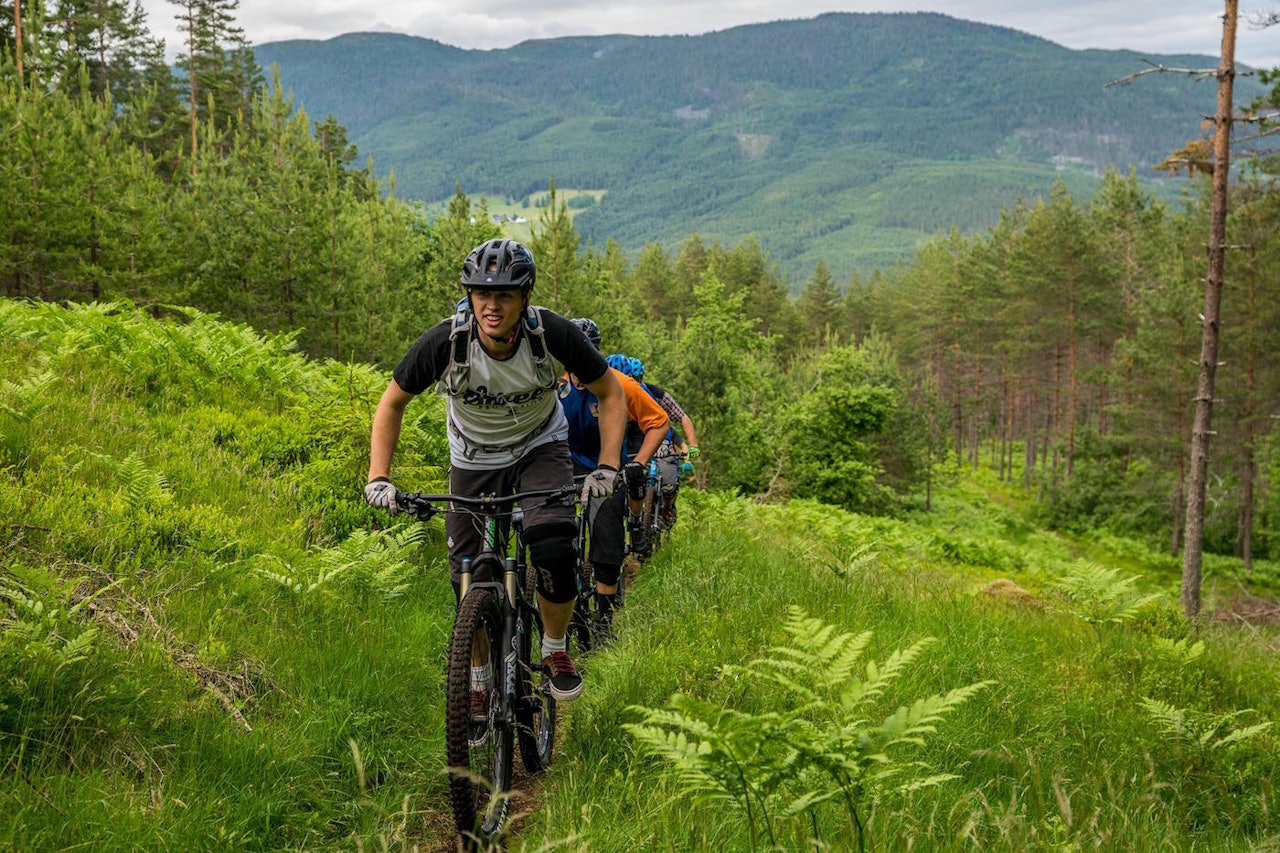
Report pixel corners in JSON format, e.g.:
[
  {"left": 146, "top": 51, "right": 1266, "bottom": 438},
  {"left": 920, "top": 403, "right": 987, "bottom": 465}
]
[
  {"left": 542, "top": 634, "right": 566, "bottom": 656},
  {"left": 471, "top": 664, "right": 492, "bottom": 690}
]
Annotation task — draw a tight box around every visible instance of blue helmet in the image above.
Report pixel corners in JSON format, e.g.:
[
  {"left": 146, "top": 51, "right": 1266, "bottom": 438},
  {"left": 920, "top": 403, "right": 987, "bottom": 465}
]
[{"left": 605, "top": 353, "right": 645, "bottom": 379}]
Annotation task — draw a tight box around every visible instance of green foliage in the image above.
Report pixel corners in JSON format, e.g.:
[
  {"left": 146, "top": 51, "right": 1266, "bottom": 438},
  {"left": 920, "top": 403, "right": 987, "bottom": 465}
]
[
  {"left": 0, "top": 299, "right": 462, "bottom": 848},
  {"left": 251, "top": 526, "right": 430, "bottom": 604},
  {"left": 625, "top": 606, "right": 992, "bottom": 851},
  {"left": 668, "top": 271, "right": 783, "bottom": 493},
  {"left": 1140, "top": 697, "right": 1276, "bottom": 832},
  {"left": 782, "top": 339, "right": 926, "bottom": 512},
  {"left": 1141, "top": 698, "right": 1273, "bottom": 756},
  {"left": 1047, "top": 560, "right": 1161, "bottom": 632}
]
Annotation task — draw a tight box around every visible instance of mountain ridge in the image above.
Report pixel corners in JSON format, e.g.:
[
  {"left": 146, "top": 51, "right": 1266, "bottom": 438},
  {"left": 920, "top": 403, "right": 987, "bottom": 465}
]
[{"left": 254, "top": 12, "right": 1255, "bottom": 280}]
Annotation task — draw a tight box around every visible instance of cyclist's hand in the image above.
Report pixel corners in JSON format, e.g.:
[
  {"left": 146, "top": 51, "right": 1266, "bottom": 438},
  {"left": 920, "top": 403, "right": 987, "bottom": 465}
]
[
  {"left": 364, "top": 477, "right": 398, "bottom": 514},
  {"left": 581, "top": 465, "right": 618, "bottom": 502},
  {"left": 686, "top": 444, "right": 700, "bottom": 461},
  {"left": 623, "top": 460, "right": 646, "bottom": 488}
]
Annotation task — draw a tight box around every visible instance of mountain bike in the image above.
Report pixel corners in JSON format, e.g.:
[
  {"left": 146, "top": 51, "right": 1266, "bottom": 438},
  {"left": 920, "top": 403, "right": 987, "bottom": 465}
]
[
  {"left": 566, "top": 480, "right": 594, "bottom": 654},
  {"left": 394, "top": 484, "right": 576, "bottom": 848},
  {"left": 567, "top": 476, "right": 633, "bottom": 652},
  {"left": 637, "top": 448, "right": 686, "bottom": 556}
]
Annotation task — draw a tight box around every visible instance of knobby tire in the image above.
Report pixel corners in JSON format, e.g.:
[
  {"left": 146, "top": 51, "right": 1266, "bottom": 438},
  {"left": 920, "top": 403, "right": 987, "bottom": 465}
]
[{"left": 446, "top": 587, "right": 511, "bottom": 847}]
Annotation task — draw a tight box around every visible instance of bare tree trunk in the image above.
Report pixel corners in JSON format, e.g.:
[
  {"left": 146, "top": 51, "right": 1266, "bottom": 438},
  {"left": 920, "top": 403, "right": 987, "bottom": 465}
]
[
  {"left": 1065, "top": 283, "right": 1078, "bottom": 482},
  {"left": 1170, "top": 457, "right": 1185, "bottom": 556},
  {"left": 1182, "top": 0, "right": 1238, "bottom": 619},
  {"left": 12, "top": 0, "right": 22, "bottom": 81},
  {"left": 1023, "top": 385, "right": 1036, "bottom": 490}
]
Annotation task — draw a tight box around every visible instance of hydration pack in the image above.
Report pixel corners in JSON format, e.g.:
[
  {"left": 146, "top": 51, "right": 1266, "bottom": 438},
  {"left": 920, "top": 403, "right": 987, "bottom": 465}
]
[{"left": 437, "top": 297, "right": 557, "bottom": 396}]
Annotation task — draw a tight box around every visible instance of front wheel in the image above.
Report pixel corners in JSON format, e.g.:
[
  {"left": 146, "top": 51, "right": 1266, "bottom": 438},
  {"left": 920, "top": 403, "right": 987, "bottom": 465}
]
[{"left": 446, "top": 587, "right": 512, "bottom": 847}]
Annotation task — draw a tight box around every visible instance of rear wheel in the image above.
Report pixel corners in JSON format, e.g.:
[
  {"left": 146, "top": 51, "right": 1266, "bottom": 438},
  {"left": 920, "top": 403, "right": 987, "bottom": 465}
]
[
  {"left": 568, "top": 517, "right": 594, "bottom": 654},
  {"left": 446, "top": 587, "right": 512, "bottom": 847},
  {"left": 517, "top": 561, "right": 556, "bottom": 773},
  {"left": 648, "top": 485, "right": 667, "bottom": 551},
  {"left": 569, "top": 573, "right": 594, "bottom": 655}
]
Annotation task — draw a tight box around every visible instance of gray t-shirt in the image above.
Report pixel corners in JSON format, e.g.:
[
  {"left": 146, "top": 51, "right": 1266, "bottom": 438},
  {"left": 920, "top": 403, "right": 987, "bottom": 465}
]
[{"left": 392, "top": 307, "right": 607, "bottom": 470}]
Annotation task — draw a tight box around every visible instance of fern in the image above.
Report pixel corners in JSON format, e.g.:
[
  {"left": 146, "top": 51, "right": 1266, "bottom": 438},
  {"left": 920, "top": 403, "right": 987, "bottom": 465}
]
[
  {"left": 1141, "top": 697, "right": 1273, "bottom": 755},
  {"left": 252, "top": 526, "right": 427, "bottom": 603},
  {"left": 0, "top": 369, "right": 57, "bottom": 423},
  {"left": 1048, "top": 559, "right": 1160, "bottom": 631},
  {"left": 0, "top": 578, "right": 103, "bottom": 672},
  {"left": 1150, "top": 636, "right": 1205, "bottom": 667},
  {"left": 626, "top": 606, "right": 993, "bottom": 851},
  {"left": 92, "top": 450, "right": 173, "bottom": 510}
]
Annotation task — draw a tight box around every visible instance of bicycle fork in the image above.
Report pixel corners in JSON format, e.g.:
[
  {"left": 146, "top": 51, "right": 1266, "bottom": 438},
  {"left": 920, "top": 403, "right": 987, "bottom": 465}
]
[{"left": 502, "top": 555, "right": 520, "bottom": 720}]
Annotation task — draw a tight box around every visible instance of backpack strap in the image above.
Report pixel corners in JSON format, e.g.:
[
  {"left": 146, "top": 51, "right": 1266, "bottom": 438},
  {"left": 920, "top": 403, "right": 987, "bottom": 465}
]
[
  {"left": 438, "top": 297, "right": 473, "bottom": 396},
  {"left": 438, "top": 300, "right": 558, "bottom": 396},
  {"left": 525, "top": 305, "right": 557, "bottom": 390}
]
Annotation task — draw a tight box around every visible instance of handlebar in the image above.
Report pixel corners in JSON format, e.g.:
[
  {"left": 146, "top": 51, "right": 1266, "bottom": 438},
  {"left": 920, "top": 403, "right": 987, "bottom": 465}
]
[{"left": 394, "top": 484, "right": 578, "bottom": 521}]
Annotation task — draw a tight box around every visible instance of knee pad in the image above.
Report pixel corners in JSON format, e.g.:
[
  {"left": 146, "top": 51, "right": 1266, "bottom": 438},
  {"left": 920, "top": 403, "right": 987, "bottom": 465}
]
[
  {"left": 524, "top": 522, "right": 578, "bottom": 604},
  {"left": 593, "top": 561, "right": 621, "bottom": 587}
]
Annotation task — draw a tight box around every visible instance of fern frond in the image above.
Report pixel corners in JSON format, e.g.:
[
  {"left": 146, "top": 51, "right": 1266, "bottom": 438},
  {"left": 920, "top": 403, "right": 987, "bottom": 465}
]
[
  {"left": 1141, "top": 697, "right": 1273, "bottom": 753},
  {"left": 877, "top": 680, "right": 995, "bottom": 749},
  {"left": 1212, "top": 721, "right": 1273, "bottom": 750},
  {"left": 1049, "top": 560, "right": 1160, "bottom": 625},
  {"left": 0, "top": 370, "right": 57, "bottom": 422},
  {"left": 53, "top": 626, "right": 100, "bottom": 671},
  {"left": 1150, "top": 637, "right": 1205, "bottom": 666},
  {"left": 849, "top": 637, "right": 938, "bottom": 709}
]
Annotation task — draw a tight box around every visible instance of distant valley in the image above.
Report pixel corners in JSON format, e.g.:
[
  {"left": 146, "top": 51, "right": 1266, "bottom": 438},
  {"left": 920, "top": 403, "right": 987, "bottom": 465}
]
[{"left": 254, "top": 12, "right": 1260, "bottom": 282}]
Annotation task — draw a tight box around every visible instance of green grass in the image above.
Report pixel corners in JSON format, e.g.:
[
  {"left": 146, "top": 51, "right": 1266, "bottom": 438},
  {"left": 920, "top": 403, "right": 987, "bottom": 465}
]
[
  {"left": 3, "top": 300, "right": 1278, "bottom": 850},
  {"left": 521, "top": 490, "right": 1280, "bottom": 851}
]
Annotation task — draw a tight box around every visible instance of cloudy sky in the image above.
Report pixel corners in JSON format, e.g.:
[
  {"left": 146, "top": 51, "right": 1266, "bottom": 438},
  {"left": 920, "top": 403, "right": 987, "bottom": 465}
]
[{"left": 138, "top": 1, "right": 1280, "bottom": 69}]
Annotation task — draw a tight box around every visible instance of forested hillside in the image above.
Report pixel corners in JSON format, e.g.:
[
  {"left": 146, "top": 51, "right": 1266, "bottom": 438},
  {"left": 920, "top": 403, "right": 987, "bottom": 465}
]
[{"left": 253, "top": 13, "right": 1263, "bottom": 277}]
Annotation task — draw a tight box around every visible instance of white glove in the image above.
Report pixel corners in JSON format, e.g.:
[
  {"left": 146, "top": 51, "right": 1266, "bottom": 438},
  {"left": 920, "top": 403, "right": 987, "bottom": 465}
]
[
  {"left": 364, "top": 477, "right": 398, "bottom": 514},
  {"left": 580, "top": 465, "right": 618, "bottom": 503}
]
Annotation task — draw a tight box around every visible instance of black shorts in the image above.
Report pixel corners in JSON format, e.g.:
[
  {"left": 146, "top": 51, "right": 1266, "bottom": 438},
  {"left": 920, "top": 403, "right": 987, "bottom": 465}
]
[
  {"left": 574, "top": 462, "right": 626, "bottom": 586},
  {"left": 446, "top": 440, "right": 576, "bottom": 587}
]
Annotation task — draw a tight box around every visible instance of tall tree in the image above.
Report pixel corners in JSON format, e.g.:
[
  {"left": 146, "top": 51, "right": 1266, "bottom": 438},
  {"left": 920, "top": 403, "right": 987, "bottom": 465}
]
[
  {"left": 169, "top": 0, "right": 260, "bottom": 163},
  {"left": 45, "top": 0, "right": 164, "bottom": 104},
  {"left": 528, "top": 177, "right": 581, "bottom": 310},
  {"left": 1182, "top": 0, "right": 1238, "bottom": 618},
  {"left": 797, "top": 260, "right": 841, "bottom": 347}
]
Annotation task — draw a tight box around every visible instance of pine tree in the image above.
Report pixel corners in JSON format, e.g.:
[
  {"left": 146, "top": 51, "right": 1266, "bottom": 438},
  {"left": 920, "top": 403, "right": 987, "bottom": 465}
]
[
  {"left": 169, "top": 0, "right": 261, "bottom": 162},
  {"left": 528, "top": 177, "right": 581, "bottom": 310},
  {"left": 797, "top": 260, "right": 841, "bottom": 347}
]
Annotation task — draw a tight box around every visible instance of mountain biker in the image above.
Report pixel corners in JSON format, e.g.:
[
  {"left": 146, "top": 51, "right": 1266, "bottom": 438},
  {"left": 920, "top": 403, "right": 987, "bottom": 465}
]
[
  {"left": 364, "top": 239, "right": 626, "bottom": 706},
  {"left": 605, "top": 353, "right": 700, "bottom": 528},
  {"left": 562, "top": 319, "right": 669, "bottom": 633}
]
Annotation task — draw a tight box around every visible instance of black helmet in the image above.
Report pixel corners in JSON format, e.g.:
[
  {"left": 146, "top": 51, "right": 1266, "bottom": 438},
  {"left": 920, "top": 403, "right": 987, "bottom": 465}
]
[
  {"left": 460, "top": 239, "right": 536, "bottom": 291},
  {"left": 571, "top": 317, "right": 601, "bottom": 349}
]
